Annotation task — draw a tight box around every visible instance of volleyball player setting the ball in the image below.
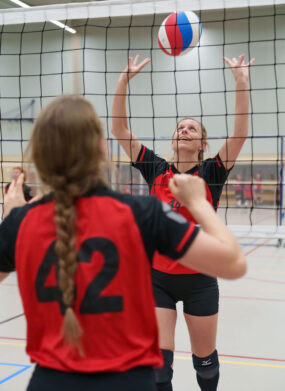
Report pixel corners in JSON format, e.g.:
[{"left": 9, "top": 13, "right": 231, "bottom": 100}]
[
  {"left": 0, "top": 96, "right": 245, "bottom": 391},
  {"left": 112, "top": 54, "right": 254, "bottom": 391}
]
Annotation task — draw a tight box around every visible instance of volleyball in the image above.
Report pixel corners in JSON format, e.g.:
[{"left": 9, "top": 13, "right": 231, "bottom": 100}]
[{"left": 158, "top": 11, "right": 202, "bottom": 56}]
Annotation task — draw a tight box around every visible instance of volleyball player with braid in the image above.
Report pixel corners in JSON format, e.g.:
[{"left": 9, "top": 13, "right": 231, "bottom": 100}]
[
  {"left": 112, "top": 54, "right": 254, "bottom": 391},
  {"left": 0, "top": 96, "right": 245, "bottom": 391}
]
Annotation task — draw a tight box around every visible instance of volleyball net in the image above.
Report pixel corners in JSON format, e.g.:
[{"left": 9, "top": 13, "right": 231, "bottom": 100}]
[{"left": 0, "top": 0, "right": 284, "bottom": 239}]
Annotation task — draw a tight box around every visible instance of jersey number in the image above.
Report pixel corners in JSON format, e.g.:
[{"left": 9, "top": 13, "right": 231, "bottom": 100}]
[{"left": 35, "top": 237, "right": 123, "bottom": 315}]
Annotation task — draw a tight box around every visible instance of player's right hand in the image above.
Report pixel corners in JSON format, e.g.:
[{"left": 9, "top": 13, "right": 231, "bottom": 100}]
[
  {"left": 120, "top": 55, "right": 151, "bottom": 83},
  {"left": 168, "top": 174, "right": 207, "bottom": 209},
  {"left": 4, "top": 174, "right": 41, "bottom": 217},
  {"left": 4, "top": 173, "right": 27, "bottom": 218}
]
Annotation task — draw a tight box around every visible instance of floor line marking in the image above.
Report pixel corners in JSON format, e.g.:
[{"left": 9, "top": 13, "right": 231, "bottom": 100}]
[
  {"left": 175, "top": 350, "right": 285, "bottom": 363},
  {"left": 244, "top": 276, "right": 285, "bottom": 285},
  {"left": 0, "top": 364, "right": 32, "bottom": 385},
  {"left": 0, "top": 336, "right": 26, "bottom": 341},
  {"left": 244, "top": 238, "right": 273, "bottom": 256},
  {"left": 220, "top": 295, "right": 285, "bottom": 303},
  {"left": 174, "top": 356, "right": 285, "bottom": 368},
  {"left": 0, "top": 362, "right": 28, "bottom": 367},
  {"left": 0, "top": 341, "right": 26, "bottom": 347},
  {"left": 0, "top": 313, "right": 24, "bottom": 325}
]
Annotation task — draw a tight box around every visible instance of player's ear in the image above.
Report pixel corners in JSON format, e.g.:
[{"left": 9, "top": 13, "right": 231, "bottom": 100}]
[{"left": 199, "top": 141, "right": 207, "bottom": 152}]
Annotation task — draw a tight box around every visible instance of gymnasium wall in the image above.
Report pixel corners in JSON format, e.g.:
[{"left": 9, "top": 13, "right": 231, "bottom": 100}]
[{"left": 0, "top": 5, "right": 284, "bottom": 184}]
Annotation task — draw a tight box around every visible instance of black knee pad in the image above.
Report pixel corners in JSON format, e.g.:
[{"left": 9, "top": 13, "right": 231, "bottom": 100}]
[
  {"left": 192, "top": 349, "right": 219, "bottom": 380},
  {"left": 155, "top": 349, "right": 173, "bottom": 385}
]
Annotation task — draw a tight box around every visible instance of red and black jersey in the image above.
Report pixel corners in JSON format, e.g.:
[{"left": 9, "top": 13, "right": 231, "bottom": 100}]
[
  {"left": 133, "top": 145, "right": 230, "bottom": 275},
  {"left": 0, "top": 187, "right": 199, "bottom": 373}
]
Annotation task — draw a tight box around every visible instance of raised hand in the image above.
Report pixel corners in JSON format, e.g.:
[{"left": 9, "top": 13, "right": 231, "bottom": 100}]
[
  {"left": 4, "top": 173, "right": 26, "bottom": 218},
  {"left": 3, "top": 173, "right": 40, "bottom": 218},
  {"left": 168, "top": 174, "right": 206, "bottom": 210},
  {"left": 223, "top": 54, "right": 255, "bottom": 84},
  {"left": 121, "top": 55, "right": 151, "bottom": 83}
]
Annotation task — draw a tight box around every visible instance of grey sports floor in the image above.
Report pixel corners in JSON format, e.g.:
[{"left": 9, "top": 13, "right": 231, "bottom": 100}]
[{"left": 1, "top": 209, "right": 285, "bottom": 390}]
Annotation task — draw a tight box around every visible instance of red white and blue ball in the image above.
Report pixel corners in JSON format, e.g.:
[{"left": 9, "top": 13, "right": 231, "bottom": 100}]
[{"left": 158, "top": 11, "right": 202, "bottom": 56}]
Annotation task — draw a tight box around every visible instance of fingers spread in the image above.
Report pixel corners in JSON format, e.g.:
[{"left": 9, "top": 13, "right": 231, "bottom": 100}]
[
  {"left": 133, "top": 54, "right": 139, "bottom": 66},
  {"left": 248, "top": 58, "right": 255, "bottom": 66},
  {"left": 223, "top": 56, "right": 231, "bottom": 66},
  {"left": 137, "top": 57, "right": 151, "bottom": 72}
]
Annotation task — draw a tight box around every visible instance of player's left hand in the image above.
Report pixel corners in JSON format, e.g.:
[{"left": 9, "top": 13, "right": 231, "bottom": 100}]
[
  {"left": 4, "top": 173, "right": 26, "bottom": 218},
  {"left": 3, "top": 173, "right": 40, "bottom": 218},
  {"left": 223, "top": 54, "right": 255, "bottom": 84}
]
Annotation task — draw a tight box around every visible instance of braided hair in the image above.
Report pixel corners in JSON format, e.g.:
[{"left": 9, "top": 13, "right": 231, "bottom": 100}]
[{"left": 31, "top": 95, "right": 106, "bottom": 354}]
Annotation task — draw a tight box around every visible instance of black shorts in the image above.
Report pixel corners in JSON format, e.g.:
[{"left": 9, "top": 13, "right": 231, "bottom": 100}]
[
  {"left": 152, "top": 269, "right": 219, "bottom": 316},
  {"left": 27, "top": 365, "right": 156, "bottom": 391}
]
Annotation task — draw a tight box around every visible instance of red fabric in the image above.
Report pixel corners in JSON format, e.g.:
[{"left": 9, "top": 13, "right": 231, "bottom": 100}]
[
  {"left": 176, "top": 224, "right": 195, "bottom": 253},
  {"left": 151, "top": 168, "right": 213, "bottom": 274},
  {"left": 215, "top": 155, "right": 221, "bottom": 168},
  {"left": 244, "top": 184, "right": 253, "bottom": 199},
  {"left": 15, "top": 197, "right": 162, "bottom": 372},
  {"left": 139, "top": 146, "right": 146, "bottom": 162}
]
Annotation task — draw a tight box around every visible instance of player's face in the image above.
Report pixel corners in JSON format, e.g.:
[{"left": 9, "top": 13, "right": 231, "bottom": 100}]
[
  {"left": 12, "top": 169, "right": 21, "bottom": 180},
  {"left": 172, "top": 119, "right": 203, "bottom": 154}
]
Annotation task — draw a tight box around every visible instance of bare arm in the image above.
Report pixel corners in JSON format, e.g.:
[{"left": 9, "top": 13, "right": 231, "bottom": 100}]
[
  {"left": 219, "top": 55, "right": 255, "bottom": 170},
  {"left": 169, "top": 175, "right": 246, "bottom": 279},
  {"left": 111, "top": 55, "right": 150, "bottom": 163}
]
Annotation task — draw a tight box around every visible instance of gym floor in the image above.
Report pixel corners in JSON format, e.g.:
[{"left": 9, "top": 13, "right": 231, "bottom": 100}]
[{"left": 1, "top": 212, "right": 285, "bottom": 390}]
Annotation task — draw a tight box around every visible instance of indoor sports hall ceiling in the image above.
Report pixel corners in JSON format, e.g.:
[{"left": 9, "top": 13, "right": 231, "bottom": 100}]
[
  {"left": 0, "top": 0, "right": 104, "bottom": 8},
  {"left": 0, "top": 0, "right": 284, "bottom": 13}
]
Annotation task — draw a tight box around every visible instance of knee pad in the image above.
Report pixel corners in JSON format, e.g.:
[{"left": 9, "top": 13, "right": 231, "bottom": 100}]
[
  {"left": 192, "top": 349, "right": 219, "bottom": 380},
  {"left": 155, "top": 349, "right": 173, "bottom": 385}
]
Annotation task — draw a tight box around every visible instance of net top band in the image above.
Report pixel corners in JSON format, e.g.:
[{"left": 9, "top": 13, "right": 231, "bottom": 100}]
[{"left": 0, "top": 0, "right": 285, "bottom": 26}]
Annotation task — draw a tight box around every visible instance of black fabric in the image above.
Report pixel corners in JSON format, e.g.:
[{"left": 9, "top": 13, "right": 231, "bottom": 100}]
[
  {"left": 132, "top": 145, "right": 168, "bottom": 191},
  {"left": 196, "top": 372, "right": 220, "bottom": 391},
  {"left": 0, "top": 206, "right": 32, "bottom": 272},
  {"left": 193, "top": 350, "right": 220, "bottom": 381},
  {"left": 27, "top": 365, "right": 156, "bottom": 391},
  {"left": 156, "top": 382, "right": 173, "bottom": 391},
  {"left": 155, "top": 349, "right": 173, "bottom": 391},
  {"left": 133, "top": 145, "right": 230, "bottom": 210},
  {"left": 0, "top": 194, "right": 54, "bottom": 272},
  {"left": 152, "top": 270, "right": 219, "bottom": 316}
]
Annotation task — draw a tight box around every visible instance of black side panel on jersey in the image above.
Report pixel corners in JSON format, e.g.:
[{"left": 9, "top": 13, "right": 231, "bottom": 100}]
[
  {"left": 132, "top": 145, "right": 169, "bottom": 187},
  {"left": 200, "top": 154, "right": 230, "bottom": 207},
  {"left": 152, "top": 201, "right": 199, "bottom": 260},
  {"left": 0, "top": 194, "right": 54, "bottom": 272}
]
